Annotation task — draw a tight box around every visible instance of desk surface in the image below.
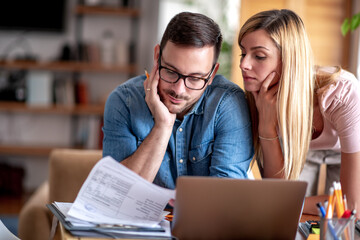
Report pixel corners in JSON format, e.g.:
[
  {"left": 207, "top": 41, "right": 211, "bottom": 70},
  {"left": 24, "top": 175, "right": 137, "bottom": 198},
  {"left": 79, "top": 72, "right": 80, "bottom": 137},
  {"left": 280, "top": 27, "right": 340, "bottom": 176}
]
[{"left": 55, "top": 214, "right": 358, "bottom": 240}]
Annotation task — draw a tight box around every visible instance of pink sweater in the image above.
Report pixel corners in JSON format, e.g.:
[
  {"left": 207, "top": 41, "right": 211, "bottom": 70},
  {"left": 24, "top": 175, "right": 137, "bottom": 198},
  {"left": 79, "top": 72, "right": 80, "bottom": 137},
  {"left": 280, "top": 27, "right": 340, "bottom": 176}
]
[{"left": 310, "top": 67, "right": 360, "bottom": 153}]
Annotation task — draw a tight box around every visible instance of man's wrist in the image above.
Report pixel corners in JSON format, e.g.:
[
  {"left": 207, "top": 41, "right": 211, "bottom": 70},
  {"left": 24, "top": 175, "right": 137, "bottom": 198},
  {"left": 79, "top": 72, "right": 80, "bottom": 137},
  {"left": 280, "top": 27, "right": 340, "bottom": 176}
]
[{"left": 153, "top": 121, "right": 174, "bottom": 133}]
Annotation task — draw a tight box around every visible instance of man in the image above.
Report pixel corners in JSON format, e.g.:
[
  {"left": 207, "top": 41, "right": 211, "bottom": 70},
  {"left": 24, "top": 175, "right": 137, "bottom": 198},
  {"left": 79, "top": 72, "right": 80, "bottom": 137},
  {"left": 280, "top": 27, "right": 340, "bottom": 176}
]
[{"left": 102, "top": 12, "right": 253, "bottom": 189}]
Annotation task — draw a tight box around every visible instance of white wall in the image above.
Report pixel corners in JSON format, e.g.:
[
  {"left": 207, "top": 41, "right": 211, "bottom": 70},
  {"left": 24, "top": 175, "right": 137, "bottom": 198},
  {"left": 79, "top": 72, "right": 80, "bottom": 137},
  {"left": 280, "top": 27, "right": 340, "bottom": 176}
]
[
  {"left": 349, "top": 0, "right": 360, "bottom": 79},
  {"left": 0, "top": 0, "right": 159, "bottom": 191},
  {"left": 157, "top": 0, "right": 240, "bottom": 80}
]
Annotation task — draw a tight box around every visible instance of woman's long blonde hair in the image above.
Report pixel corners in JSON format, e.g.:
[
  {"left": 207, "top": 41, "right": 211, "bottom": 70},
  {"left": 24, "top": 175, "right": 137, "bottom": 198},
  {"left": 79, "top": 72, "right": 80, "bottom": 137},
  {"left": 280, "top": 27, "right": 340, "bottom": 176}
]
[{"left": 238, "top": 9, "right": 314, "bottom": 179}]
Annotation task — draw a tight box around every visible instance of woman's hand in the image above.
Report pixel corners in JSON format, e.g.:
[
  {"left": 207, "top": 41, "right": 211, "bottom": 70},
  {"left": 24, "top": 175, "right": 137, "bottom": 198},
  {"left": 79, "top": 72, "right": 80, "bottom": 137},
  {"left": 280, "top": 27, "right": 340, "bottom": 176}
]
[
  {"left": 252, "top": 72, "right": 279, "bottom": 137},
  {"left": 168, "top": 198, "right": 175, "bottom": 207},
  {"left": 340, "top": 151, "right": 360, "bottom": 218},
  {"left": 144, "top": 63, "right": 176, "bottom": 128}
]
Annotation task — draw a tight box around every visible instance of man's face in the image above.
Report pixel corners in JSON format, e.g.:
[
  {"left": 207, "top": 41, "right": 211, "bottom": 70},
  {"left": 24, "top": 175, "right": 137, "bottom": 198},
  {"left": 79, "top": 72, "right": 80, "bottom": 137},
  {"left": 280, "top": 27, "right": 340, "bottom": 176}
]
[{"left": 157, "top": 42, "right": 217, "bottom": 119}]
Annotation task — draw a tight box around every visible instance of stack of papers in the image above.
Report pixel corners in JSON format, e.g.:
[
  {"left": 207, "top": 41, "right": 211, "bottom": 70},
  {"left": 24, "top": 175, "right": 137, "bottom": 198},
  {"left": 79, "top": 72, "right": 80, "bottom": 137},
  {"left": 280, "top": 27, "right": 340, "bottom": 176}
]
[
  {"left": 0, "top": 220, "right": 20, "bottom": 240},
  {"left": 47, "top": 156, "right": 175, "bottom": 239}
]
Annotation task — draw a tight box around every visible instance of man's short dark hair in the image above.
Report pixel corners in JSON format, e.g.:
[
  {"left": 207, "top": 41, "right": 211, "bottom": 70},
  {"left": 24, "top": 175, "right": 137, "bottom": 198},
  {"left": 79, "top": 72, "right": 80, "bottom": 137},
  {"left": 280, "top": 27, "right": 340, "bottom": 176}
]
[{"left": 160, "top": 12, "right": 223, "bottom": 64}]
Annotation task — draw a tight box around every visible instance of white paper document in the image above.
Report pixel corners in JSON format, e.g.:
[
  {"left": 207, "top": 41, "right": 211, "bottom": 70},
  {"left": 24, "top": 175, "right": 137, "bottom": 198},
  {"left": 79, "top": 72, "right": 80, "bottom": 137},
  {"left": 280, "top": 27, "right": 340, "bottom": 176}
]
[
  {"left": 0, "top": 220, "right": 20, "bottom": 240},
  {"left": 51, "top": 202, "right": 171, "bottom": 238},
  {"left": 67, "top": 156, "right": 175, "bottom": 228}
]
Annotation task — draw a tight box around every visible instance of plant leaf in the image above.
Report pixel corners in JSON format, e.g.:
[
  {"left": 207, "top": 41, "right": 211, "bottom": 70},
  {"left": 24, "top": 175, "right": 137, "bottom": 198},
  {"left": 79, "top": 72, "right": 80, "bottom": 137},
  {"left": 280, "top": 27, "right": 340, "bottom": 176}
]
[
  {"left": 350, "top": 13, "right": 360, "bottom": 31},
  {"left": 341, "top": 18, "right": 350, "bottom": 36}
]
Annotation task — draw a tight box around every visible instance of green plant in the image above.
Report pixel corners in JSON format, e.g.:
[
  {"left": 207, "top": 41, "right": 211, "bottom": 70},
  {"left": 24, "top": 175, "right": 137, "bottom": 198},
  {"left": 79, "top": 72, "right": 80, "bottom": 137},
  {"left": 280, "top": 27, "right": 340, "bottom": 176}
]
[{"left": 341, "top": 12, "right": 360, "bottom": 36}]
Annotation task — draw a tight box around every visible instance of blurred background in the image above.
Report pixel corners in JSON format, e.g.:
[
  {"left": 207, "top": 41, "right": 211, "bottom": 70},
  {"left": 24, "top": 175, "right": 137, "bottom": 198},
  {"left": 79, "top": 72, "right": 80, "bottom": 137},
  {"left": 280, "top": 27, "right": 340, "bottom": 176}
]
[{"left": 0, "top": 0, "right": 358, "bottom": 236}]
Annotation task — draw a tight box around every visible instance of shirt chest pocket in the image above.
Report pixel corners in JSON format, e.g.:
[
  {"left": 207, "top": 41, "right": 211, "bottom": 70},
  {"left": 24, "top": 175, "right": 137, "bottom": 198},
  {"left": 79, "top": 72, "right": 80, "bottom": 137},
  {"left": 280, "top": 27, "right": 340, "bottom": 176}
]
[{"left": 188, "top": 141, "right": 214, "bottom": 164}]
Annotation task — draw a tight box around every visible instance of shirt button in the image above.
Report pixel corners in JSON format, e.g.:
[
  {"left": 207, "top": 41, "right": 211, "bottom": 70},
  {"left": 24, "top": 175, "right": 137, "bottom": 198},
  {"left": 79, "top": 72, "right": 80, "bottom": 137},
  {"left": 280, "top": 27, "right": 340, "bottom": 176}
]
[
  {"left": 179, "top": 128, "right": 183, "bottom": 132},
  {"left": 179, "top": 159, "right": 183, "bottom": 163},
  {"left": 192, "top": 157, "right": 196, "bottom": 161}
]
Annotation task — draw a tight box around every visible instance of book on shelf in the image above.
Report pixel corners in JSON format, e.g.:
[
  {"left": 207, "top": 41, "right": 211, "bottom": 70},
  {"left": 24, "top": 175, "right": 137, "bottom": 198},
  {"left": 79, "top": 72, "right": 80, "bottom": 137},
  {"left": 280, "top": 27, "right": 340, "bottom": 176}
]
[
  {"left": 26, "top": 71, "right": 53, "bottom": 106},
  {"left": 85, "top": 116, "right": 100, "bottom": 149},
  {"left": 48, "top": 156, "right": 174, "bottom": 239},
  {"left": 75, "top": 79, "right": 89, "bottom": 105},
  {"left": 74, "top": 116, "right": 102, "bottom": 149},
  {"left": 53, "top": 76, "right": 75, "bottom": 107},
  {"left": 86, "top": 41, "right": 101, "bottom": 64}
]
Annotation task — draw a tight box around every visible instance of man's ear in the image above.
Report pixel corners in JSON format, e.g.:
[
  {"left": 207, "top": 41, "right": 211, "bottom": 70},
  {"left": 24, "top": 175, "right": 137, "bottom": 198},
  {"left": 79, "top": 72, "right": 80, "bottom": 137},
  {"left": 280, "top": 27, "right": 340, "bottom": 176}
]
[
  {"left": 153, "top": 44, "right": 160, "bottom": 64},
  {"left": 207, "top": 63, "right": 220, "bottom": 85}
]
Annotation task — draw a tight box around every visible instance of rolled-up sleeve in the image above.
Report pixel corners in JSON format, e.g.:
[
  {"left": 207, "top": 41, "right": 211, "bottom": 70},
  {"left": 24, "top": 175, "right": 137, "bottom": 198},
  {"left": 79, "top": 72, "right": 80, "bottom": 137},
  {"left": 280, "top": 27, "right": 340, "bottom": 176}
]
[{"left": 102, "top": 86, "right": 138, "bottom": 162}]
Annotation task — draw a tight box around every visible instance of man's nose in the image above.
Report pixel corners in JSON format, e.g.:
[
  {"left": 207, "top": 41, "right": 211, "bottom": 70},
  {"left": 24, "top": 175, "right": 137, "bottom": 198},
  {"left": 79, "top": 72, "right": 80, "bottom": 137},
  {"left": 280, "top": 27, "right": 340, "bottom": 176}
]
[{"left": 172, "top": 77, "right": 187, "bottom": 93}]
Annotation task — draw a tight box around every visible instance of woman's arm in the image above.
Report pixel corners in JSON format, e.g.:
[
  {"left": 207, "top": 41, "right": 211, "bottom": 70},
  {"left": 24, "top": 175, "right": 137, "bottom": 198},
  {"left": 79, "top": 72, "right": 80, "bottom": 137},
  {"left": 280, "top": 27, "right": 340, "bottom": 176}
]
[
  {"left": 253, "top": 72, "right": 284, "bottom": 178},
  {"left": 303, "top": 195, "right": 329, "bottom": 215},
  {"left": 303, "top": 152, "right": 360, "bottom": 218},
  {"left": 260, "top": 137, "right": 285, "bottom": 178},
  {"left": 340, "top": 151, "right": 360, "bottom": 218}
]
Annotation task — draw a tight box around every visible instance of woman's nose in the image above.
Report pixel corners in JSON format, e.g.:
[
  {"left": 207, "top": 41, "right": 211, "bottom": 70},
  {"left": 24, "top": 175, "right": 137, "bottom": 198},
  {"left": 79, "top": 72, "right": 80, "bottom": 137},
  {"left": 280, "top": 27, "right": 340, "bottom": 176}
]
[{"left": 239, "top": 56, "right": 251, "bottom": 71}]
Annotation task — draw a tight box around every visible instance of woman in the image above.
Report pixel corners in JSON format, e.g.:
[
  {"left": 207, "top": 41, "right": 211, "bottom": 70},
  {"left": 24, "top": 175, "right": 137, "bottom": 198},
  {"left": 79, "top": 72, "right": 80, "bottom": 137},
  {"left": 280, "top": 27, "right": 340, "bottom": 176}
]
[{"left": 238, "top": 9, "right": 360, "bottom": 217}]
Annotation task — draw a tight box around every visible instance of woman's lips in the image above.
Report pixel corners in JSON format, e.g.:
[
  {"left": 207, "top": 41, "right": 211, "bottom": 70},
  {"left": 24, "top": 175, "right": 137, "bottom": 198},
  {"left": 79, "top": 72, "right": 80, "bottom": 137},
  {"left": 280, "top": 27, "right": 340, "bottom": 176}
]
[{"left": 243, "top": 76, "right": 256, "bottom": 82}]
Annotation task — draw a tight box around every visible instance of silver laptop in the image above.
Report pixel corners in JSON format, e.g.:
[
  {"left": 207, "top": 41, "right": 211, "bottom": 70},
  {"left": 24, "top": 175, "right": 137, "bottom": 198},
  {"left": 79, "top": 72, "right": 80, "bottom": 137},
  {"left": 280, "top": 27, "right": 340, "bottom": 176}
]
[{"left": 172, "top": 177, "right": 307, "bottom": 240}]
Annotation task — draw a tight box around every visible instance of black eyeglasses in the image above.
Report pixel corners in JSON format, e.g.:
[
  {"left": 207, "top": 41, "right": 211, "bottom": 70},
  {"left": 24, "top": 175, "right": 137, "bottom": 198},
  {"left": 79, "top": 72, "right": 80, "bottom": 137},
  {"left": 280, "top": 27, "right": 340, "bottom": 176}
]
[{"left": 158, "top": 52, "right": 215, "bottom": 90}]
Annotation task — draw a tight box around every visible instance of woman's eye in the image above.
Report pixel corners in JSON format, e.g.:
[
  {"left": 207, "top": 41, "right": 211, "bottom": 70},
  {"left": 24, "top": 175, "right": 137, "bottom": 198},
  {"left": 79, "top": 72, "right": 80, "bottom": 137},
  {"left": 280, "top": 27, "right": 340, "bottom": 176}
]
[
  {"left": 256, "top": 56, "right": 266, "bottom": 60},
  {"left": 240, "top": 53, "right": 246, "bottom": 58}
]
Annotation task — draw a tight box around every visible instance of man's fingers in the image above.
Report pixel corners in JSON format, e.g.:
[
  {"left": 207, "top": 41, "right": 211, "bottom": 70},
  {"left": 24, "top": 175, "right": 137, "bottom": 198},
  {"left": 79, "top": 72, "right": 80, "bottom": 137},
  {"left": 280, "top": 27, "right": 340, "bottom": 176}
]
[
  {"left": 144, "top": 63, "right": 159, "bottom": 93},
  {"left": 150, "top": 69, "right": 160, "bottom": 92}
]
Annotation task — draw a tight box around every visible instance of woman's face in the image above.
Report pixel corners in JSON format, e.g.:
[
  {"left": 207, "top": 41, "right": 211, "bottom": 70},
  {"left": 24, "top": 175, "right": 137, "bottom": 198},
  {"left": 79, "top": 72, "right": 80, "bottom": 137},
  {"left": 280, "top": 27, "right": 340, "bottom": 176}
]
[{"left": 239, "top": 29, "right": 282, "bottom": 92}]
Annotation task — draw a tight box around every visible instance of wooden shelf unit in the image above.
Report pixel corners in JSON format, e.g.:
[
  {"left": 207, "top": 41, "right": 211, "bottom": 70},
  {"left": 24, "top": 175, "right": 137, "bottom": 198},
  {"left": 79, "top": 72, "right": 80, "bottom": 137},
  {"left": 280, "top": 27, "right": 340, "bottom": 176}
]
[
  {"left": 75, "top": 5, "right": 140, "bottom": 17},
  {"left": 0, "top": 101, "right": 104, "bottom": 115},
  {"left": 0, "top": 60, "right": 137, "bottom": 74},
  {"left": 0, "top": 145, "right": 57, "bottom": 157},
  {"left": 0, "top": 3, "right": 140, "bottom": 157},
  {"left": 0, "top": 145, "right": 98, "bottom": 157}
]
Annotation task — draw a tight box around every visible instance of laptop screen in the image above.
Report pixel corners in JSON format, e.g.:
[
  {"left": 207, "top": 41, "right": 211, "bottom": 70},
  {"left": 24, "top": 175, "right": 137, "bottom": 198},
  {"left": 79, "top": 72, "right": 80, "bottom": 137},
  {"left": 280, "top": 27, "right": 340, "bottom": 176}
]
[{"left": 172, "top": 177, "right": 307, "bottom": 240}]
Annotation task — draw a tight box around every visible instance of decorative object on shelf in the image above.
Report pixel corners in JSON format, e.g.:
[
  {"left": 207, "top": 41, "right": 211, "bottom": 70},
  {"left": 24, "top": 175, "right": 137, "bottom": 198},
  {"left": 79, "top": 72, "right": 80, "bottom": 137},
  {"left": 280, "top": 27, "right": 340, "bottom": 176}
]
[
  {"left": 75, "top": 79, "right": 89, "bottom": 105},
  {"left": 100, "top": 30, "right": 116, "bottom": 65},
  {"left": 0, "top": 70, "right": 26, "bottom": 102},
  {"left": 341, "top": 12, "right": 360, "bottom": 36},
  {"left": 116, "top": 40, "right": 128, "bottom": 66},
  {"left": 26, "top": 71, "right": 53, "bottom": 106},
  {"left": 53, "top": 75, "right": 75, "bottom": 107},
  {"left": 85, "top": 0, "right": 103, "bottom": 6},
  {"left": 0, "top": 32, "right": 37, "bottom": 62},
  {"left": 59, "top": 43, "right": 73, "bottom": 61}
]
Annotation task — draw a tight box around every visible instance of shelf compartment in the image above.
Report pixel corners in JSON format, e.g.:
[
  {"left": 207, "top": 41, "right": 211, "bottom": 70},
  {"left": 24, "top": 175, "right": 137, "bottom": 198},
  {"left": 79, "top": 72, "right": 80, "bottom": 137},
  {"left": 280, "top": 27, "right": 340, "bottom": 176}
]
[
  {"left": 75, "top": 5, "right": 140, "bottom": 17},
  {"left": 0, "top": 102, "right": 104, "bottom": 115},
  {"left": 0, "top": 145, "right": 101, "bottom": 157},
  {"left": 0, "top": 60, "right": 137, "bottom": 74},
  {"left": 0, "top": 145, "right": 59, "bottom": 157}
]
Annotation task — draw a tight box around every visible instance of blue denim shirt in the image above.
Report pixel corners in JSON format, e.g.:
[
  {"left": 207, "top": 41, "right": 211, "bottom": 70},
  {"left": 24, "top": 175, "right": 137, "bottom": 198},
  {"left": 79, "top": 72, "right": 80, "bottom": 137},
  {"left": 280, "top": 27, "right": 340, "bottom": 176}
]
[{"left": 102, "top": 74, "right": 254, "bottom": 189}]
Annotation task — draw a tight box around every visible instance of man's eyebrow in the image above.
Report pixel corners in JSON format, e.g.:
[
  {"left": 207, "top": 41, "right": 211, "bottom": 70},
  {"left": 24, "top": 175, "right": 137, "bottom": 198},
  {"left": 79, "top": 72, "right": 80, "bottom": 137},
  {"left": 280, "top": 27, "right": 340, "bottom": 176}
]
[{"left": 161, "top": 58, "right": 209, "bottom": 76}]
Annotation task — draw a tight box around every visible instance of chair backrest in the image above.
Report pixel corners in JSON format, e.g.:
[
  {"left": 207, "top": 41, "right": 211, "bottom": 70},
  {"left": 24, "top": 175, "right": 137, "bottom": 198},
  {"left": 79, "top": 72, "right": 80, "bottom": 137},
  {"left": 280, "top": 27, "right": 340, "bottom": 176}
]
[{"left": 48, "top": 148, "right": 102, "bottom": 203}]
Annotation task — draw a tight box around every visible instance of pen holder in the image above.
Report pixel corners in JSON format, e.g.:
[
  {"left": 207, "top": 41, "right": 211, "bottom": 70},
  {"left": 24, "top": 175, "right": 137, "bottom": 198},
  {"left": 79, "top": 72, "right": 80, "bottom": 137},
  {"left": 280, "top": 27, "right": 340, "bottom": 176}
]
[{"left": 320, "top": 217, "right": 355, "bottom": 240}]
